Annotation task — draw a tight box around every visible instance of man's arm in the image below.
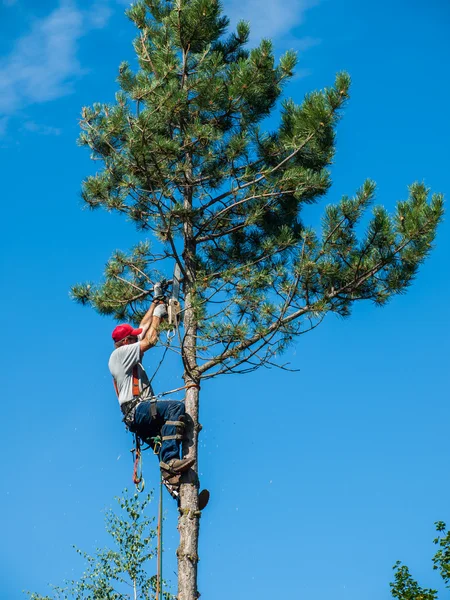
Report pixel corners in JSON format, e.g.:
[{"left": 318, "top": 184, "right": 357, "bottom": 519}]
[
  {"left": 139, "top": 301, "right": 158, "bottom": 339},
  {"left": 140, "top": 314, "right": 161, "bottom": 353},
  {"left": 139, "top": 302, "right": 167, "bottom": 353},
  {"left": 139, "top": 278, "right": 166, "bottom": 336}
]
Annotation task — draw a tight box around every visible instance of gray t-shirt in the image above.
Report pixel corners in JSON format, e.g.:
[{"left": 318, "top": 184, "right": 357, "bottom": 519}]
[{"left": 108, "top": 342, "right": 153, "bottom": 407}]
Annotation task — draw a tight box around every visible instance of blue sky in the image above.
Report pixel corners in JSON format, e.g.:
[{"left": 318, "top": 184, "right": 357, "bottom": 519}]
[{"left": 1, "top": 0, "right": 449, "bottom": 599}]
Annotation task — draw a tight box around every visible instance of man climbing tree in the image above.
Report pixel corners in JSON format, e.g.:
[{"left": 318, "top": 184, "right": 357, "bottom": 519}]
[
  {"left": 72, "top": 1, "right": 444, "bottom": 598},
  {"left": 109, "top": 295, "right": 195, "bottom": 498}
]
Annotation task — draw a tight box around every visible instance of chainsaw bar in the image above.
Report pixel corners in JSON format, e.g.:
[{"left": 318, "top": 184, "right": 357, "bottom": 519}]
[{"left": 168, "top": 263, "right": 182, "bottom": 326}]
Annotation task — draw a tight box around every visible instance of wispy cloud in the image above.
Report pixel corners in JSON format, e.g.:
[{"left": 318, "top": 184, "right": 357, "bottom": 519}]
[
  {"left": 0, "top": 0, "right": 111, "bottom": 116},
  {"left": 224, "top": 0, "right": 320, "bottom": 42},
  {"left": 22, "top": 120, "right": 62, "bottom": 136},
  {"left": 0, "top": 0, "right": 318, "bottom": 124}
]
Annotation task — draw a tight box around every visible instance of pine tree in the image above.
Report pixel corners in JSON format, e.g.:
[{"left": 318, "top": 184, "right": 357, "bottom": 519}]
[{"left": 71, "top": 1, "right": 444, "bottom": 598}]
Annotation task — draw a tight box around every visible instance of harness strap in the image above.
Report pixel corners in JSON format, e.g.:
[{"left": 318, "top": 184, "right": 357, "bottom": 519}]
[
  {"left": 111, "top": 366, "right": 140, "bottom": 400},
  {"left": 162, "top": 419, "right": 184, "bottom": 442},
  {"left": 112, "top": 364, "right": 146, "bottom": 419},
  {"left": 159, "top": 460, "right": 175, "bottom": 473},
  {"left": 132, "top": 365, "right": 140, "bottom": 397}
]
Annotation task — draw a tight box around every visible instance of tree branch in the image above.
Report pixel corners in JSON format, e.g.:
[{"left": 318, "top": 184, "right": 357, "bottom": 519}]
[{"left": 196, "top": 235, "right": 414, "bottom": 376}]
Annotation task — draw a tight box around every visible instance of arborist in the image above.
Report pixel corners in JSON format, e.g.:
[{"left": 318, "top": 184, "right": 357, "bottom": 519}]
[{"left": 108, "top": 295, "right": 194, "bottom": 495}]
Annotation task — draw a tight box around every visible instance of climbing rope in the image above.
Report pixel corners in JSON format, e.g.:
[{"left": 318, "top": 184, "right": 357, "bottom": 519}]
[
  {"left": 147, "top": 329, "right": 173, "bottom": 388},
  {"left": 127, "top": 319, "right": 201, "bottom": 598},
  {"left": 132, "top": 435, "right": 145, "bottom": 492},
  {"left": 156, "top": 381, "right": 200, "bottom": 398},
  {"left": 156, "top": 472, "right": 163, "bottom": 600}
]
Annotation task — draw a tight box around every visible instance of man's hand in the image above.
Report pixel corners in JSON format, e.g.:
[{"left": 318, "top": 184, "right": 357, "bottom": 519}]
[
  {"left": 153, "top": 281, "right": 165, "bottom": 301},
  {"left": 139, "top": 295, "right": 164, "bottom": 330},
  {"left": 153, "top": 303, "right": 168, "bottom": 318}
]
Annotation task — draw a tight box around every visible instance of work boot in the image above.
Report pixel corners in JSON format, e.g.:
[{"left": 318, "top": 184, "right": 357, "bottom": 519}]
[{"left": 162, "top": 457, "right": 195, "bottom": 473}]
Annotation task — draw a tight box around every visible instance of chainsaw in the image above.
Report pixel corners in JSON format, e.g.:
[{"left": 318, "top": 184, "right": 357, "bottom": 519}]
[{"left": 152, "top": 263, "right": 182, "bottom": 326}]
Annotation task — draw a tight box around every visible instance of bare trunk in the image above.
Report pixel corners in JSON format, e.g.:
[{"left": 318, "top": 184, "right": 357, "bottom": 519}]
[
  {"left": 177, "top": 381, "right": 200, "bottom": 600},
  {"left": 178, "top": 288, "right": 201, "bottom": 599},
  {"left": 178, "top": 142, "right": 201, "bottom": 599}
]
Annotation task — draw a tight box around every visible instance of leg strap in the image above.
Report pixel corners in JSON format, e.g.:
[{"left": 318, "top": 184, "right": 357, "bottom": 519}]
[
  {"left": 162, "top": 419, "right": 185, "bottom": 441},
  {"left": 162, "top": 471, "right": 181, "bottom": 486},
  {"left": 160, "top": 460, "right": 176, "bottom": 473},
  {"left": 165, "top": 420, "right": 185, "bottom": 428}
]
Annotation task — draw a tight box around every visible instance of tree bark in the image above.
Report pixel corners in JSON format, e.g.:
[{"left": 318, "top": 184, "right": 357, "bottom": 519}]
[
  {"left": 178, "top": 136, "right": 201, "bottom": 599},
  {"left": 177, "top": 279, "right": 201, "bottom": 599},
  {"left": 177, "top": 382, "right": 200, "bottom": 600}
]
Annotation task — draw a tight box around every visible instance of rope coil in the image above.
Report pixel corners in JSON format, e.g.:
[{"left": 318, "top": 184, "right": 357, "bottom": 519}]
[{"left": 132, "top": 435, "right": 145, "bottom": 492}]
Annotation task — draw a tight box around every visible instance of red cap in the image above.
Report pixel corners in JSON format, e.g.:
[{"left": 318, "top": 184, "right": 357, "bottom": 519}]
[{"left": 112, "top": 323, "right": 143, "bottom": 343}]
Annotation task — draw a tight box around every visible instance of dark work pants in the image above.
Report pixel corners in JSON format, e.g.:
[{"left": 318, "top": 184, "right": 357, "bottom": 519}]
[{"left": 133, "top": 400, "right": 185, "bottom": 464}]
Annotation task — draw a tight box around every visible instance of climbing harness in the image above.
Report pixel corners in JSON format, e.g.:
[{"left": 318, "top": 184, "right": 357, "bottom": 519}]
[{"left": 113, "top": 361, "right": 199, "bottom": 496}]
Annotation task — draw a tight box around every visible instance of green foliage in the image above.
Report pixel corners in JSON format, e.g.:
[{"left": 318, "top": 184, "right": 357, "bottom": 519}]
[
  {"left": 72, "top": 0, "right": 443, "bottom": 379},
  {"left": 391, "top": 563, "right": 437, "bottom": 600},
  {"left": 390, "top": 522, "right": 450, "bottom": 599},
  {"left": 28, "top": 491, "right": 171, "bottom": 600},
  {"left": 433, "top": 522, "right": 450, "bottom": 587}
]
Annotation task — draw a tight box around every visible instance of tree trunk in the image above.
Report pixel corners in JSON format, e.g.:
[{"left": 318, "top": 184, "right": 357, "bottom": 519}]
[
  {"left": 177, "top": 285, "right": 201, "bottom": 599},
  {"left": 178, "top": 140, "right": 200, "bottom": 599},
  {"left": 177, "top": 383, "right": 200, "bottom": 600}
]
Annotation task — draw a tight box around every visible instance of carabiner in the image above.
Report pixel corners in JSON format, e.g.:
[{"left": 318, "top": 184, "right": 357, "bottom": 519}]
[{"left": 166, "top": 328, "right": 176, "bottom": 341}]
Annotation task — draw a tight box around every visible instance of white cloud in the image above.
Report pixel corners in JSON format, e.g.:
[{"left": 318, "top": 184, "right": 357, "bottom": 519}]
[
  {"left": 86, "top": 2, "right": 112, "bottom": 28},
  {"left": 0, "top": 0, "right": 318, "bottom": 121},
  {"left": 0, "top": 0, "right": 111, "bottom": 115},
  {"left": 22, "top": 120, "right": 62, "bottom": 136},
  {"left": 224, "top": 0, "right": 320, "bottom": 42}
]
